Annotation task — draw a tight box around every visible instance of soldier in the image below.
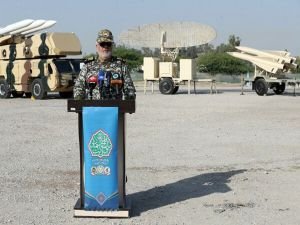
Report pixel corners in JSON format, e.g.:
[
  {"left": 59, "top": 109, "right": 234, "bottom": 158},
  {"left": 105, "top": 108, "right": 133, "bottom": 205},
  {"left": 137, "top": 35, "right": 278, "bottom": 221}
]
[{"left": 73, "top": 29, "right": 136, "bottom": 100}]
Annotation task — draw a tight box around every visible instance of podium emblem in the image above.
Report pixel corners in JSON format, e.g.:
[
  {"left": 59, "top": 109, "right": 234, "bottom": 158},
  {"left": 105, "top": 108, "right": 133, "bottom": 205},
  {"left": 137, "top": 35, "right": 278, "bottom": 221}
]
[{"left": 88, "top": 129, "right": 113, "bottom": 158}]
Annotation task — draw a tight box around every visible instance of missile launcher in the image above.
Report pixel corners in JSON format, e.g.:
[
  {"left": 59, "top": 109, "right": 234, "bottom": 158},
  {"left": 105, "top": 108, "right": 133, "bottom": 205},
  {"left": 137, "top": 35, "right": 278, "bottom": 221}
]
[
  {"left": 228, "top": 46, "right": 298, "bottom": 96},
  {"left": 0, "top": 19, "right": 82, "bottom": 99}
]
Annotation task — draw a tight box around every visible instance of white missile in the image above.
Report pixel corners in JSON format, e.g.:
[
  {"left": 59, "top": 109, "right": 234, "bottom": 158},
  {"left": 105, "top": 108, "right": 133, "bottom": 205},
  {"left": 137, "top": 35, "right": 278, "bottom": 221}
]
[
  {"left": 265, "top": 50, "right": 290, "bottom": 57},
  {"left": 21, "top": 20, "right": 56, "bottom": 35},
  {"left": 10, "top": 20, "right": 46, "bottom": 35},
  {"left": 236, "top": 46, "right": 295, "bottom": 64},
  {"left": 228, "top": 52, "right": 285, "bottom": 69},
  {"left": 228, "top": 52, "right": 284, "bottom": 74},
  {"left": 264, "top": 50, "right": 296, "bottom": 63},
  {"left": 0, "top": 19, "right": 34, "bottom": 35},
  {"left": 284, "top": 62, "right": 299, "bottom": 70}
]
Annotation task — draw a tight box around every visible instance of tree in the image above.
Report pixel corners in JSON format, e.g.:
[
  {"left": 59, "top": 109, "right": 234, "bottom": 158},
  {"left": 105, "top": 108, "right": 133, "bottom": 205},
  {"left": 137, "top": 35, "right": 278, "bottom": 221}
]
[
  {"left": 141, "top": 47, "right": 153, "bottom": 57},
  {"left": 141, "top": 47, "right": 161, "bottom": 57},
  {"left": 215, "top": 35, "right": 241, "bottom": 53},
  {"left": 228, "top": 35, "right": 241, "bottom": 47},
  {"left": 179, "top": 44, "right": 214, "bottom": 59},
  {"left": 197, "top": 52, "right": 253, "bottom": 75},
  {"left": 83, "top": 53, "right": 97, "bottom": 60},
  {"left": 113, "top": 46, "right": 143, "bottom": 71},
  {"left": 197, "top": 34, "right": 253, "bottom": 75}
]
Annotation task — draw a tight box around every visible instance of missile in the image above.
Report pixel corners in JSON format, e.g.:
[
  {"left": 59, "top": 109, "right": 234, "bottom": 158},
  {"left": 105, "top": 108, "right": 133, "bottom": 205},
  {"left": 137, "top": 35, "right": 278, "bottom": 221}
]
[
  {"left": 264, "top": 50, "right": 296, "bottom": 63},
  {"left": 227, "top": 52, "right": 284, "bottom": 74},
  {"left": 0, "top": 19, "right": 34, "bottom": 35},
  {"left": 10, "top": 20, "right": 46, "bottom": 35},
  {"left": 21, "top": 20, "right": 56, "bottom": 35},
  {"left": 284, "top": 62, "right": 299, "bottom": 70},
  {"left": 236, "top": 46, "right": 295, "bottom": 64},
  {"left": 228, "top": 52, "right": 285, "bottom": 69},
  {"left": 265, "top": 50, "right": 290, "bottom": 57}
]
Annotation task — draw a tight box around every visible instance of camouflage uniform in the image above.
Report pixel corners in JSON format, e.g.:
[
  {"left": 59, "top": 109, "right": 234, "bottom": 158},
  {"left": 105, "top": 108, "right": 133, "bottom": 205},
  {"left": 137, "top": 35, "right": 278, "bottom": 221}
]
[
  {"left": 73, "top": 57, "right": 136, "bottom": 100},
  {"left": 73, "top": 29, "right": 136, "bottom": 100}
]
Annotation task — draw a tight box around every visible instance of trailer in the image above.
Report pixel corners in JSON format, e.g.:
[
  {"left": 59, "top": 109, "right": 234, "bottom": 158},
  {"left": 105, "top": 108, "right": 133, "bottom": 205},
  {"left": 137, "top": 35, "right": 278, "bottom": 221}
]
[
  {"left": 143, "top": 57, "right": 217, "bottom": 94},
  {"left": 119, "top": 22, "right": 217, "bottom": 94},
  {"left": 228, "top": 46, "right": 298, "bottom": 96}
]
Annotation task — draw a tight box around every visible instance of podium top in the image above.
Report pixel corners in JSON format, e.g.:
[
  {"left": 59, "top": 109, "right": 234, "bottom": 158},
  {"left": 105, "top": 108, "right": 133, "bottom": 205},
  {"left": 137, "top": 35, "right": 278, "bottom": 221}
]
[{"left": 67, "top": 99, "right": 135, "bottom": 113}]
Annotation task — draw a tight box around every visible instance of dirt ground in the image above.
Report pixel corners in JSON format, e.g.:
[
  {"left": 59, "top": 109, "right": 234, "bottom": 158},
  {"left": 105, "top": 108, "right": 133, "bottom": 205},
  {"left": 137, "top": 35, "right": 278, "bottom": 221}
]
[{"left": 0, "top": 83, "right": 300, "bottom": 225}]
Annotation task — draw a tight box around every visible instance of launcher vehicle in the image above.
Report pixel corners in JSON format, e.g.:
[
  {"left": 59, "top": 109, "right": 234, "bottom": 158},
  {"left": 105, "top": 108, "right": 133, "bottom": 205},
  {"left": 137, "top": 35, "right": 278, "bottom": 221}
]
[
  {"left": 228, "top": 46, "right": 298, "bottom": 96},
  {"left": 0, "top": 19, "right": 82, "bottom": 99}
]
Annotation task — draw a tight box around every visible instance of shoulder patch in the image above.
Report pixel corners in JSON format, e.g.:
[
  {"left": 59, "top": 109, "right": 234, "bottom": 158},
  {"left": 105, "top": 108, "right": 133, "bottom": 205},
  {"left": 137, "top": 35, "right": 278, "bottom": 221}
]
[
  {"left": 86, "top": 60, "right": 97, "bottom": 68},
  {"left": 112, "top": 56, "right": 126, "bottom": 64},
  {"left": 84, "top": 57, "right": 96, "bottom": 64}
]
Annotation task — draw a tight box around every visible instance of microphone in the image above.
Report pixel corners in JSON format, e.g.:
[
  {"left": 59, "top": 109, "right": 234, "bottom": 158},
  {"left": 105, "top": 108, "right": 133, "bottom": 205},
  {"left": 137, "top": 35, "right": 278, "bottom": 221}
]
[
  {"left": 87, "top": 75, "right": 97, "bottom": 99},
  {"left": 110, "top": 72, "right": 123, "bottom": 96},
  {"left": 98, "top": 69, "right": 105, "bottom": 91},
  {"left": 105, "top": 70, "right": 112, "bottom": 88},
  {"left": 100, "top": 70, "right": 112, "bottom": 99}
]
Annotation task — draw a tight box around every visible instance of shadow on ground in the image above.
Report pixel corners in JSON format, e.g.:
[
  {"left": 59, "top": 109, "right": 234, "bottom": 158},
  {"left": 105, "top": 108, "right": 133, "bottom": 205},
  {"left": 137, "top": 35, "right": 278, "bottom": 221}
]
[{"left": 129, "top": 169, "right": 246, "bottom": 216}]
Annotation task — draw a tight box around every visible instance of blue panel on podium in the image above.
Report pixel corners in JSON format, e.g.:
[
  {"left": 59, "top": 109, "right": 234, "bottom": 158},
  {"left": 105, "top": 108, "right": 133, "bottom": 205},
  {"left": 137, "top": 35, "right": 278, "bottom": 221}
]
[{"left": 82, "top": 107, "right": 119, "bottom": 210}]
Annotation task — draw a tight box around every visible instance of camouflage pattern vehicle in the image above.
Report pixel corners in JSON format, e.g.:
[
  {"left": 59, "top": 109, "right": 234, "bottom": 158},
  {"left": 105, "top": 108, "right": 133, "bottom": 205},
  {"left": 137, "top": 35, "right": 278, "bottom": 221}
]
[{"left": 0, "top": 20, "right": 82, "bottom": 99}]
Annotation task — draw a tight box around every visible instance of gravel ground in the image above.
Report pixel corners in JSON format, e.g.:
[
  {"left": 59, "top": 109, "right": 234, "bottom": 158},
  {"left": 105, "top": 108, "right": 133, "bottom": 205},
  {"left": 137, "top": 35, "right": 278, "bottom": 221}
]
[{"left": 0, "top": 83, "right": 300, "bottom": 225}]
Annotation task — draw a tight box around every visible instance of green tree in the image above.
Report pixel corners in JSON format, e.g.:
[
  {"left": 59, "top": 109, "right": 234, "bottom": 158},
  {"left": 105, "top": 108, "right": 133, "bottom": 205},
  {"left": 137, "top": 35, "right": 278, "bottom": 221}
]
[
  {"left": 141, "top": 47, "right": 161, "bottom": 57},
  {"left": 228, "top": 35, "right": 241, "bottom": 47},
  {"left": 112, "top": 46, "right": 143, "bottom": 71},
  {"left": 141, "top": 47, "right": 153, "bottom": 57},
  {"left": 197, "top": 34, "right": 253, "bottom": 75},
  {"left": 215, "top": 35, "right": 241, "bottom": 53},
  {"left": 197, "top": 52, "right": 253, "bottom": 75},
  {"left": 179, "top": 44, "right": 214, "bottom": 59}
]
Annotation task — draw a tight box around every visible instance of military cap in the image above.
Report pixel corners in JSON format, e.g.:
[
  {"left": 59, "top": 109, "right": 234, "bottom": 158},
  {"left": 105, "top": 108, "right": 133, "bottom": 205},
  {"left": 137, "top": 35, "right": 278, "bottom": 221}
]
[{"left": 97, "top": 29, "right": 114, "bottom": 43}]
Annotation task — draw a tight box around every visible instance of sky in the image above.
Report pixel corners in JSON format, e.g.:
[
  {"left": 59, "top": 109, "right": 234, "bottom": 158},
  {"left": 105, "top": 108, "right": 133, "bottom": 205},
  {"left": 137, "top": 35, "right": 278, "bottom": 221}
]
[{"left": 1, "top": 0, "right": 300, "bottom": 56}]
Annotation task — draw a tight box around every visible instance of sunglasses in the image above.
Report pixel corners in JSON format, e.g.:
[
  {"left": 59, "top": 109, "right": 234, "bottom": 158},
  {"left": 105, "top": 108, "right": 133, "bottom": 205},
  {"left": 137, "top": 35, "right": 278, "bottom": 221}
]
[{"left": 99, "top": 42, "right": 112, "bottom": 48}]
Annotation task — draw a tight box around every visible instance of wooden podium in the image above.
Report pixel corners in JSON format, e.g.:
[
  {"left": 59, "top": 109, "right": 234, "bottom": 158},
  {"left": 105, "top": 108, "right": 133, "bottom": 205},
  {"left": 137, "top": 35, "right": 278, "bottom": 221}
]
[{"left": 67, "top": 99, "right": 135, "bottom": 218}]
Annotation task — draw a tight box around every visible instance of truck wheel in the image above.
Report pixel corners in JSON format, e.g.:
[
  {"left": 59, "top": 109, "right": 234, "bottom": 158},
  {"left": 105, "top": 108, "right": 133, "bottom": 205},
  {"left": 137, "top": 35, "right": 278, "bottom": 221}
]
[
  {"left": 59, "top": 91, "right": 73, "bottom": 98},
  {"left": 31, "top": 79, "right": 47, "bottom": 99},
  {"left": 273, "top": 83, "right": 285, "bottom": 95},
  {"left": 254, "top": 78, "right": 268, "bottom": 96},
  {"left": 0, "top": 79, "right": 11, "bottom": 98},
  {"left": 172, "top": 86, "right": 179, "bottom": 94},
  {"left": 12, "top": 91, "right": 24, "bottom": 98},
  {"left": 159, "top": 78, "right": 175, "bottom": 94}
]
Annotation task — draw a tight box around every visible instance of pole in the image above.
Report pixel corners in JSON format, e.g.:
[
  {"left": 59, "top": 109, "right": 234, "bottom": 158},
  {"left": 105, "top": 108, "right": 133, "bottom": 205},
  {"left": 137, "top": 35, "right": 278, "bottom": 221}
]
[{"left": 240, "top": 74, "right": 244, "bottom": 95}]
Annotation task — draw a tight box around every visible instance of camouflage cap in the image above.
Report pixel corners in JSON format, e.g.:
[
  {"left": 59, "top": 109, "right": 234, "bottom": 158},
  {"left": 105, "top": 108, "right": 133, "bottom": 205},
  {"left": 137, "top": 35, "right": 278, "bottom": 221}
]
[{"left": 97, "top": 29, "right": 114, "bottom": 43}]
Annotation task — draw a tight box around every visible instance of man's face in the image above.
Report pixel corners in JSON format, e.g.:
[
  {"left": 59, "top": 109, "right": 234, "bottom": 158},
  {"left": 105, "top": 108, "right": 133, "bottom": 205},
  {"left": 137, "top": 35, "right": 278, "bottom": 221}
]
[{"left": 96, "top": 42, "right": 113, "bottom": 62}]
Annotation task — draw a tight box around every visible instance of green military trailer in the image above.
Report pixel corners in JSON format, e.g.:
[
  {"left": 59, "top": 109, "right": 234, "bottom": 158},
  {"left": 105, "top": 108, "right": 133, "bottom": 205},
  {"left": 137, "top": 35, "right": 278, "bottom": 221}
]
[{"left": 0, "top": 19, "right": 82, "bottom": 99}]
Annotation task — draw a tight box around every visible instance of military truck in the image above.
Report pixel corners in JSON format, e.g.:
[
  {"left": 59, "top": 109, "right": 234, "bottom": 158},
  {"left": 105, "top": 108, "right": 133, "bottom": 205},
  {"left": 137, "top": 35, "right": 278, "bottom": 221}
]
[{"left": 0, "top": 19, "right": 82, "bottom": 99}]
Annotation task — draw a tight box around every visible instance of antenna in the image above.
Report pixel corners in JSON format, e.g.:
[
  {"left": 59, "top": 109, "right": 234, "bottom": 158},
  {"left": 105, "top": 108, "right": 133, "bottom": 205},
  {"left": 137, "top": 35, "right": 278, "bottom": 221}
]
[
  {"left": 119, "top": 22, "right": 216, "bottom": 48},
  {"left": 119, "top": 21, "right": 216, "bottom": 61}
]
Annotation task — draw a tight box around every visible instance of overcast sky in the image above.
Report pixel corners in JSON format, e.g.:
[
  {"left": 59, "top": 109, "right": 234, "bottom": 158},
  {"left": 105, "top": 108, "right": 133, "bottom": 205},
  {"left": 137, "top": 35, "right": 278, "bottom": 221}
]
[{"left": 1, "top": 0, "right": 300, "bottom": 56}]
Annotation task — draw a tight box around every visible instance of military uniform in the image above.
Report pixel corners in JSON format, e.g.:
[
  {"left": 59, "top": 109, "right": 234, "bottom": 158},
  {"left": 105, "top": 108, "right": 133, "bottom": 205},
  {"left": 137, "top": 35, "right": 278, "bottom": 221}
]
[
  {"left": 73, "top": 57, "right": 136, "bottom": 100},
  {"left": 73, "top": 29, "right": 136, "bottom": 100}
]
